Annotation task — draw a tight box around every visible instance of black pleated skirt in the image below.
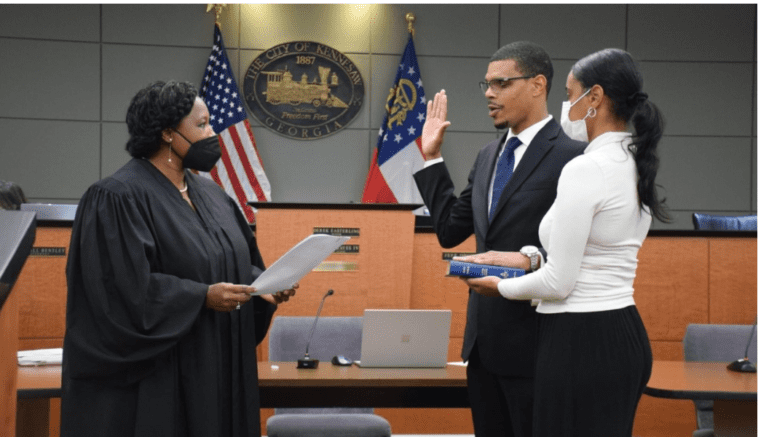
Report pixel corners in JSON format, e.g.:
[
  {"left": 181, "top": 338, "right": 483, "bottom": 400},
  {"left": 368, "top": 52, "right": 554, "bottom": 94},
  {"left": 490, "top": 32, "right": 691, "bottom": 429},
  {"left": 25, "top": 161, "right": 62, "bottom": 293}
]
[{"left": 533, "top": 305, "right": 652, "bottom": 437}]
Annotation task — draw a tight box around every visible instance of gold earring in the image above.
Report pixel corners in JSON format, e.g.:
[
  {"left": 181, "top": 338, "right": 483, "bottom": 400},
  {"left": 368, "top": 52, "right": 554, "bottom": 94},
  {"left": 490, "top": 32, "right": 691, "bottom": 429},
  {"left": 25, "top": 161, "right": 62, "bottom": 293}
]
[{"left": 168, "top": 142, "right": 172, "bottom": 163}]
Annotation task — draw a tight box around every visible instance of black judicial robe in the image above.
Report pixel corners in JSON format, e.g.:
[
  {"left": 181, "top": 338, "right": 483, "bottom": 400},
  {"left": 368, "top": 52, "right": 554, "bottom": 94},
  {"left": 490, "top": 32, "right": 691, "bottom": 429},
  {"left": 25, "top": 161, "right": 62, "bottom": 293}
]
[{"left": 61, "top": 158, "right": 275, "bottom": 437}]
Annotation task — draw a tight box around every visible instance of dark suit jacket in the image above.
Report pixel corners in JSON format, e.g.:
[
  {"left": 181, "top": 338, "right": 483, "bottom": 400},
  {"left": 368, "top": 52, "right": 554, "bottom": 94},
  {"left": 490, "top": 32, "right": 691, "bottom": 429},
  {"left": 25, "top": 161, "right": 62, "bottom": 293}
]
[{"left": 414, "top": 118, "right": 586, "bottom": 377}]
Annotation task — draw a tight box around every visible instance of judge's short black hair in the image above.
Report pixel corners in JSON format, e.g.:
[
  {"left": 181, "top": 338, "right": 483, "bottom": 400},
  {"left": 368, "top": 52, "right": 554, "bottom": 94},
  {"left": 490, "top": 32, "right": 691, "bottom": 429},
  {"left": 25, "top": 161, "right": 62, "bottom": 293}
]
[
  {"left": 125, "top": 81, "right": 198, "bottom": 159},
  {"left": 490, "top": 41, "right": 554, "bottom": 97}
]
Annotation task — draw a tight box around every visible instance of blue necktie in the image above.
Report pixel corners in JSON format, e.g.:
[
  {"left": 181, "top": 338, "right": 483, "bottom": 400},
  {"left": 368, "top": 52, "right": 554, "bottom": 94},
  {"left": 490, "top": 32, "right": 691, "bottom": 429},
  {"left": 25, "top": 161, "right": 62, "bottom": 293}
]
[{"left": 489, "top": 137, "right": 521, "bottom": 221}]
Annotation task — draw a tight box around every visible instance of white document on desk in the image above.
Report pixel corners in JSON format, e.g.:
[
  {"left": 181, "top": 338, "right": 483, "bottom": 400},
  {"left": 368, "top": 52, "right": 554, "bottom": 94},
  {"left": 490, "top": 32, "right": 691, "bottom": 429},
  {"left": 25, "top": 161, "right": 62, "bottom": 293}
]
[
  {"left": 18, "top": 348, "right": 63, "bottom": 366},
  {"left": 250, "top": 234, "right": 350, "bottom": 295}
]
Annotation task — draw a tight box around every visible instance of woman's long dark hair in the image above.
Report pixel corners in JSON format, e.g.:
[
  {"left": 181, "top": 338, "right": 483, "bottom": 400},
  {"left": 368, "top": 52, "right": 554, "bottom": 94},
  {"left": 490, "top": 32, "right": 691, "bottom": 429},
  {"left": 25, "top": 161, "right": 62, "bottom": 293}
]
[{"left": 572, "top": 48, "right": 671, "bottom": 223}]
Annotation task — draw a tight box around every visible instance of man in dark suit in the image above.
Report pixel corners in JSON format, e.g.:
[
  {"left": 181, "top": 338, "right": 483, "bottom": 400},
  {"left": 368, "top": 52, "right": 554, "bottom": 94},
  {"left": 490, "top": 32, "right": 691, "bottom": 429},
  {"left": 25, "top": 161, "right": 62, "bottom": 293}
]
[{"left": 414, "top": 41, "right": 586, "bottom": 437}]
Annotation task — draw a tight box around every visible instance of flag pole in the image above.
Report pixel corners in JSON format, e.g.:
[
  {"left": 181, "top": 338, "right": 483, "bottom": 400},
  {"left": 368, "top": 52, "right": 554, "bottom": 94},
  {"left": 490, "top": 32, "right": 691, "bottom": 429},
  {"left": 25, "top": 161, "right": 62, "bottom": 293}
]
[
  {"left": 405, "top": 12, "right": 415, "bottom": 38},
  {"left": 206, "top": 4, "right": 226, "bottom": 28}
]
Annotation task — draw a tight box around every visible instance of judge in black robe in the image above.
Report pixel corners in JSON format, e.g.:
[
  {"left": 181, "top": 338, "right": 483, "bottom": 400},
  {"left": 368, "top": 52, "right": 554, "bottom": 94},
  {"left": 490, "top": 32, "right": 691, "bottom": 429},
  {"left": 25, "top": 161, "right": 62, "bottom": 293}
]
[{"left": 61, "top": 81, "right": 291, "bottom": 437}]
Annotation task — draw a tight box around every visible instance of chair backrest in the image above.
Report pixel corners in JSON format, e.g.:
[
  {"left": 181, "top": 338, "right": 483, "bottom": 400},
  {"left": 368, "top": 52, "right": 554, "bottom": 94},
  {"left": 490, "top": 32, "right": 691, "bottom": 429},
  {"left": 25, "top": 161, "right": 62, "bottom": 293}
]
[
  {"left": 268, "top": 316, "right": 368, "bottom": 414},
  {"left": 683, "top": 323, "right": 757, "bottom": 430},
  {"left": 692, "top": 213, "right": 757, "bottom": 231},
  {"left": 683, "top": 323, "right": 757, "bottom": 363}
]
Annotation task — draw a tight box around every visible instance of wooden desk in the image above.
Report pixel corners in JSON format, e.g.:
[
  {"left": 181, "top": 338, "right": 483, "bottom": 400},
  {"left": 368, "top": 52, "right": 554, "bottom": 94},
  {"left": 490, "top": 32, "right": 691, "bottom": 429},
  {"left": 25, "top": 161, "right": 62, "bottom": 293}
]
[
  {"left": 644, "top": 361, "right": 757, "bottom": 437},
  {"left": 17, "top": 362, "right": 469, "bottom": 436},
  {"left": 18, "top": 362, "right": 469, "bottom": 406},
  {"left": 257, "top": 361, "right": 469, "bottom": 408}
]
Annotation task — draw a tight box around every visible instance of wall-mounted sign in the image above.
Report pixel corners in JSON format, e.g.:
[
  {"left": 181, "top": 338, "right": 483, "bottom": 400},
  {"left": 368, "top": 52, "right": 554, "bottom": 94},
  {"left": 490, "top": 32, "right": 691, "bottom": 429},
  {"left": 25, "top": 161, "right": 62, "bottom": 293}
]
[
  {"left": 313, "top": 227, "right": 360, "bottom": 237},
  {"left": 442, "top": 252, "right": 476, "bottom": 261},
  {"left": 30, "top": 247, "right": 66, "bottom": 257},
  {"left": 243, "top": 41, "right": 365, "bottom": 140},
  {"left": 334, "top": 244, "right": 360, "bottom": 254},
  {"left": 313, "top": 261, "right": 358, "bottom": 272}
]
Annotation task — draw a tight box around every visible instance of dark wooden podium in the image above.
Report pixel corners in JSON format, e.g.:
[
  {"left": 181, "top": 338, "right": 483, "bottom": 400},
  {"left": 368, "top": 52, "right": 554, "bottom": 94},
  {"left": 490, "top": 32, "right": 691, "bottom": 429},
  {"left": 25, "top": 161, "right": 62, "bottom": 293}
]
[{"left": 1, "top": 210, "right": 37, "bottom": 437}]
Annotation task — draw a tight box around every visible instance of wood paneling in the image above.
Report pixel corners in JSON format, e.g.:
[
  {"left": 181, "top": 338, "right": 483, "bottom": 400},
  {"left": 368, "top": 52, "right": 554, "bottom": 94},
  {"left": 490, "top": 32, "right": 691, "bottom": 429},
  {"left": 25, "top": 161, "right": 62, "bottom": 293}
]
[
  {"left": 650, "top": 340, "right": 685, "bottom": 361},
  {"left": 16, "top": 227, "right": 70, "bottom": 343},
  {"left": 16, "top": 215, "right": 757, "bottom": 437},
  {"left": 709, "top": 238, "right": 758, "bottom": 324},
  {"left": 253, "top": 207, "right": 417, "bottom": 362},
  {"left": 634, "top": 237, "right": 710, "bottom": 340},
  {"left": 375, "top": 408, "right": 474, "bottom": 434},
  {"left": 19, "top": 338, "right": 64, "bottom": 352},
  {"left": 410, "top": 232, "right": 474, "bottom": 341},
  {"left": 2, "top": 290, "right": 19, "bottom": 437},
  {"left": 634, "top": 395, "right": 697, "bottom": 437}
]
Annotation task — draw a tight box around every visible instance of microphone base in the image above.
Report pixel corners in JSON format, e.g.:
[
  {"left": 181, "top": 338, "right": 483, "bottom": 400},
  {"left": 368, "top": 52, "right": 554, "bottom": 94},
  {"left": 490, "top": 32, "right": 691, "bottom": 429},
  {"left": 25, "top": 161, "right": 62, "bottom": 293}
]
[
  {"left": 297, "top": 357, "right": 319, "bottom": 369},
  {"left": 727, "top": 358, "right": 756, "bottom": 373}
]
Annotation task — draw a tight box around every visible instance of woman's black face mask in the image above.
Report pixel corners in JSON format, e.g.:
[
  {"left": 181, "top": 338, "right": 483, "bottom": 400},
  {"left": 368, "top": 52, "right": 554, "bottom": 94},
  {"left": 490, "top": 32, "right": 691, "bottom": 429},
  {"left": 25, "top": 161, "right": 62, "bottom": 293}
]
[{"left": 175, "top": 130, "right": 222, "bottom": 172}]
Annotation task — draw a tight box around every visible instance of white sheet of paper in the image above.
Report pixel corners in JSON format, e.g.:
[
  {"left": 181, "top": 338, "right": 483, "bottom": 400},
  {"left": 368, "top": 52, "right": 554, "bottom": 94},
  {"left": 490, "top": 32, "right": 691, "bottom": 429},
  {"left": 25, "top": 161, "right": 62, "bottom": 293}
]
[
  {"left": 250, "top": 234, "right": 350, "bottom": 295},
  {"left": 18, "top": 348, "right": 63, "bottom": 366}
]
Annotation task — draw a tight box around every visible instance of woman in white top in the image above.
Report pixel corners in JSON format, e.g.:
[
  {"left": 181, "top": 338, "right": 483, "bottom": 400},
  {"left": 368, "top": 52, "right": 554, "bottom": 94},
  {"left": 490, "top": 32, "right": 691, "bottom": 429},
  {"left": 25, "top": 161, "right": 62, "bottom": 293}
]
[{"left": 457, "top": 48, "right": 670, "bottom": 437}]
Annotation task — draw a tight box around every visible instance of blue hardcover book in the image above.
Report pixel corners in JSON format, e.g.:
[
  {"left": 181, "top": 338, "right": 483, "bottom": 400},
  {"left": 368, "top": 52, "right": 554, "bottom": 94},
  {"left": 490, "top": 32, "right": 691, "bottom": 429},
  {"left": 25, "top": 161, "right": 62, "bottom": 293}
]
[{"left": 446, "top": 261, "right": 525, "bottom": 279}]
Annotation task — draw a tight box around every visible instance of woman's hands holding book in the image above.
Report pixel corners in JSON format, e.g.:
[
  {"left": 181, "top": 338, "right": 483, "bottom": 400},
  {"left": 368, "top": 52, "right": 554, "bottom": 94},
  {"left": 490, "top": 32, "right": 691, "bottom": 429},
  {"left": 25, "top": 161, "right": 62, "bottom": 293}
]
[{"left": 460, "top": 276, "right": 502, "bottom": 297}]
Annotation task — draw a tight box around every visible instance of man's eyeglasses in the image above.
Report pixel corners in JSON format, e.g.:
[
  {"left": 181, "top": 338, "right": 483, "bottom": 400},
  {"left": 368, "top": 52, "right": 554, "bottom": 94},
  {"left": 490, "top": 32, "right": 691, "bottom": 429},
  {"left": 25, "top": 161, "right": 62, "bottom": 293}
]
[{"left": 479, "top": 75, "right": 534, "bottom": 93}]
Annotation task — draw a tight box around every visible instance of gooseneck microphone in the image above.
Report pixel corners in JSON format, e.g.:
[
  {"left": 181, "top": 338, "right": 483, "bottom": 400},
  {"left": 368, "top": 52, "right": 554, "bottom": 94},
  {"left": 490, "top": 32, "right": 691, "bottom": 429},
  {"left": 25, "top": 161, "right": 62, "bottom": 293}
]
[
  {"left": 297, "top": 289, "right": 334, "bottom": 369},
  {"left": 727, "top": 316, "right": 757, "bottom": 373}
]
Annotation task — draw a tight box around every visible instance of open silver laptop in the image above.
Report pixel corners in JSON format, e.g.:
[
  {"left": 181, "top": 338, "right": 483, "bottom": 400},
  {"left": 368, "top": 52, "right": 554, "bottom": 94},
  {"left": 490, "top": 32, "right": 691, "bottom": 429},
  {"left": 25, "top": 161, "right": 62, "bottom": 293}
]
[{"left": 358, "top": 309, "right": 451, "bottom": 368}]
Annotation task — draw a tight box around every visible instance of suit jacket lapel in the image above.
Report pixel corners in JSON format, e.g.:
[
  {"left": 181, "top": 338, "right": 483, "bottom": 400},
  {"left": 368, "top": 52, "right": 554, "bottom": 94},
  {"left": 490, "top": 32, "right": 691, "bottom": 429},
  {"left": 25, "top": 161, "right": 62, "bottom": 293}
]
[{"left": 490, "top": 120, "right": 561, "bottom": 222}]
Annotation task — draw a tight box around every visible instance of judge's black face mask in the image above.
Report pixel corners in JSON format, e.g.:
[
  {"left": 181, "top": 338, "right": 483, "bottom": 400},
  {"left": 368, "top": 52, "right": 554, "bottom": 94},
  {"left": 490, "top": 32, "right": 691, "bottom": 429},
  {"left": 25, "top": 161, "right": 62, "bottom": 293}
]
[{"left": 174, "top": 130, "right": 222, "bottom": 172}]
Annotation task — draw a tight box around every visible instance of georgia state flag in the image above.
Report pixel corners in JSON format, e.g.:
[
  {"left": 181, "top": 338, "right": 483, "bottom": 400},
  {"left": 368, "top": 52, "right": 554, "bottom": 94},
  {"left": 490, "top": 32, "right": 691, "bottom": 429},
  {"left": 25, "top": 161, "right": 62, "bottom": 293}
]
[{"left": 362, "top": 35, "right": 426, "bottom": 204}]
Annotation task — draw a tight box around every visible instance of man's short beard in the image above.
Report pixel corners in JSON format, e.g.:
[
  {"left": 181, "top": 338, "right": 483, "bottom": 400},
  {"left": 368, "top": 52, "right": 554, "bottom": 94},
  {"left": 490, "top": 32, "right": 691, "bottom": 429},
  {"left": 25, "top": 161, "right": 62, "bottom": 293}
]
[{"left": 494, "top": 120, "right": 508, "bottom": 130}]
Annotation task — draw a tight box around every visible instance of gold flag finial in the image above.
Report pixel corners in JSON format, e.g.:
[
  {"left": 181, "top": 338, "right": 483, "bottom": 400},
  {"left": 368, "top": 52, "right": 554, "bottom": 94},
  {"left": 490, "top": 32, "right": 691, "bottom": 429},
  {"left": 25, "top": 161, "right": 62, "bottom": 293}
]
[
  {"left": 405, "top": 12, "right": 415, "bottom": 38},
  {"left": 206, "top": 4, "right": 227, "bottom": 27}
]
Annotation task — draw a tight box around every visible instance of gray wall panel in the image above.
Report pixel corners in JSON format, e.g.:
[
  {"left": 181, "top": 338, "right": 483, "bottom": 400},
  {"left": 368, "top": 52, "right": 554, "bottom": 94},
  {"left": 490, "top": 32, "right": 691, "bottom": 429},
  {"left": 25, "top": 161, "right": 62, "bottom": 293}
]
[
  {"left": 547, "top": 60, "right": 576, "bottom": 122},
  {"left": 657, "top": 136, "right": 752, "bottom": 212},
  {"left": 0, "top": 39, "right": 100, "bottom": 121},
  {"left": 103, "top": 5, "right": 214, "bottom": 47},
  {"left": 438, "top": 131, "right": 502, "bottom": 197},
  {"left": 628, "top": 4, "right": 755, "bottom": 62},
  {"left": 753, "top": 67, "right": 757, "bottom": 136},
  {"left": 0, "top": 4, "right": 757, "bottom": 227},
  {"left": 369, "top": 54, "right": 402, "bottom": 130},
  {"left": 752, "top": 138, "right": 757, "bottom": 211},
  {"left": 101, "top": 122, "right": 132, "bottom": 179},
  {"left": 641, "top": 62, "right": 753, "bottom": 137},
  {"left": 420, "top": 56, "right": 499, "bottom": 133},
  {"left": 501, "top": 4, "right": 627, "bottom": 60},
  {"left": 102, "top": 44, "right": 212, "bottom": 122},
  {"left": 0, "top": 4, "right": 100, "bottom": 41},
  {"left": 252, "top": 127, "right": 371, "bottom": 203},
  {"left": 378, "top": 4, "right": 499, "bottom": 57},
  {"left": 0, "top": 119, "right": 100, "bottom": 201}
]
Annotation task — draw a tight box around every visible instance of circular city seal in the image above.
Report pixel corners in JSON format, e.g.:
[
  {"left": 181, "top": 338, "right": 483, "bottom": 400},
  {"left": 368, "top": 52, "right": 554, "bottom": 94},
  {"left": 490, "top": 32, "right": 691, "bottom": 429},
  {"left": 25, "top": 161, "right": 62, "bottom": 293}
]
[{"left": 243, "top": 41, "right": 365, "bottom": 140}]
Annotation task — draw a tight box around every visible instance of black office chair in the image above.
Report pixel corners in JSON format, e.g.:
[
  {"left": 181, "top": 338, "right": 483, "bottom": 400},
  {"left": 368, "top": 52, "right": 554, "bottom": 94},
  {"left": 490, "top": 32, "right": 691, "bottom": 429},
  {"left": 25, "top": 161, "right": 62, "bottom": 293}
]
[
  {"left": 683, "top": 324, "right": 757, "bottom": 437},
  {"left": 692, "top": 213, "right": 757, "bottom": 231},
  {"left": 266, "top": 316, "right": 392, "bottom": 437}
]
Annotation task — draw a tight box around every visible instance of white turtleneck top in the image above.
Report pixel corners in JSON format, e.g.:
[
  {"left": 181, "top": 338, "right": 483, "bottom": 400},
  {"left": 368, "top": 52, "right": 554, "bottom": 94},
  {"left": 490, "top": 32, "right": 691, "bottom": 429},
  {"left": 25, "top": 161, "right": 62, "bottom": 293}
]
[{"left": 497, "top": 131, "right": 652, "bottom": 313}]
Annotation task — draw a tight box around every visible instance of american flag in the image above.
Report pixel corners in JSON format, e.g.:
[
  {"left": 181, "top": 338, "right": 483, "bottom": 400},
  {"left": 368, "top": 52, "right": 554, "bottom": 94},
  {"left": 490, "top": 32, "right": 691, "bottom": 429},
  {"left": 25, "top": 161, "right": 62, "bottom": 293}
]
[
  {"left": 361, "top": 34, "right": 426, "bottom": 204},
  {"left": 198, "top": 24, "right": 271, "bottom": 223}
]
